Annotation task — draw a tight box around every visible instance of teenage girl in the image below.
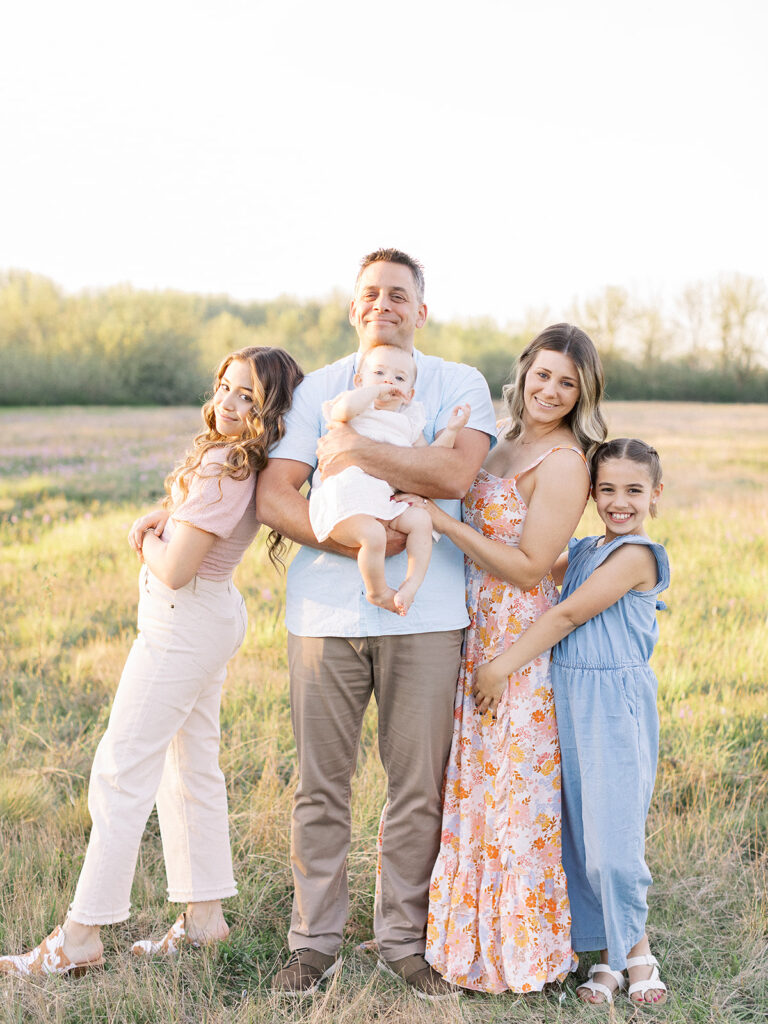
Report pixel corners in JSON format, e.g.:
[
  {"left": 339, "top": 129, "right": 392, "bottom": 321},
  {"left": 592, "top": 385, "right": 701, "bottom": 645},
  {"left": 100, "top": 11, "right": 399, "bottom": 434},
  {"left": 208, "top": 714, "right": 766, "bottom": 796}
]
[
  {"left": 0, "top": 346, "right": 303, "bottom": 978},
  {"left": 475, "top": 438, "right": 669, "bottom": 1005}
]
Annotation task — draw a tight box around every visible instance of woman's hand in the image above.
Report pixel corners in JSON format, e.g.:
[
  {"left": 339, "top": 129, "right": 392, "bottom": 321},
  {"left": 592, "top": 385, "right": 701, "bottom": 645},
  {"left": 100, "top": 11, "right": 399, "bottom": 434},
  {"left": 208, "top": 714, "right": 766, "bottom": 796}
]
[
  {"left": 473, "top": 659, "right": 508, "bottom": 717},
  {"left": 128, "top": 509, "right": 169, "bottom": 559},
  {"left": 393, "top": 493, "right": 453, "bottom": 534}
]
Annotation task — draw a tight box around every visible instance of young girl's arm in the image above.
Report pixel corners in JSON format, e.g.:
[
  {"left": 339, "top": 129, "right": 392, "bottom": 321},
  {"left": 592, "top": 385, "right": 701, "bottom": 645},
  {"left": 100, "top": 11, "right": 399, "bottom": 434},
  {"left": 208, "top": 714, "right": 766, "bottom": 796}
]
[
  {"left": 141, "top": 523, "right": 217, "bottom": 590},
  {"left": 474, "top": 542, "right": 658, "bottom": 715},
  {"left": 551, "top": 550, "right": 569, "bottom": 587}
]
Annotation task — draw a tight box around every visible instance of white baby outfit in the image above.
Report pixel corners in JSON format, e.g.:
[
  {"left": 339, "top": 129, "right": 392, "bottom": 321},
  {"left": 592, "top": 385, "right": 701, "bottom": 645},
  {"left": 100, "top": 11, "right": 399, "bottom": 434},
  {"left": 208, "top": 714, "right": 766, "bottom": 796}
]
[{"left": 309, "top": 399, "right": 426, "bottom": 542}]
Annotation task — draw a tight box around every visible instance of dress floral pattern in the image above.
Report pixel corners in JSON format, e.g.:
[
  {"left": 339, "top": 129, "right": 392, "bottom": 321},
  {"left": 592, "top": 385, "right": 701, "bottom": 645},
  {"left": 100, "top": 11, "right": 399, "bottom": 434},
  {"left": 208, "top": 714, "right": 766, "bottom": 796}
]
[{"left": 425, "top": 450, "right": 580, "bottom": 993}]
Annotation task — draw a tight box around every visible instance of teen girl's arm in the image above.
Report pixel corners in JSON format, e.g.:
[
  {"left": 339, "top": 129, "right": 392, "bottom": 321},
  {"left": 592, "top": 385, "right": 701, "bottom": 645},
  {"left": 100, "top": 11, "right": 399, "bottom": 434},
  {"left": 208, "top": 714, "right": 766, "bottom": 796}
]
[
  {"left": 140, "top": 522, "right": 217, "bottom": 590},
  {"left": 398, "top": 449, "right": 588, "bottom": 590},
  {"left": 474, "top": 542, "right": 659, "bottom": 715}
]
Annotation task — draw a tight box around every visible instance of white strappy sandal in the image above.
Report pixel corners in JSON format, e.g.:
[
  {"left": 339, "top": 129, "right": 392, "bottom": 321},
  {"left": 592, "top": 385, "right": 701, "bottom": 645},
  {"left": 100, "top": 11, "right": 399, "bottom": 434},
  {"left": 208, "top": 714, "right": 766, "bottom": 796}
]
[
  {"left": 576, "top": 962, "right": 627, "bottom": 1004},
  {"left": 626, "top": 952, "right": 668, "bottom": 1004}
]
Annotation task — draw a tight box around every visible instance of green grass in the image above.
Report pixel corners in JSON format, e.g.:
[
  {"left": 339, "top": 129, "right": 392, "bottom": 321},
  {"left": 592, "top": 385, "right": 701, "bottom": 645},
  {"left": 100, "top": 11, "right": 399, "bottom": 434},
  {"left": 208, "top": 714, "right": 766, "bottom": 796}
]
[{"left": 0, "top": 403, "right": 766, "bottom": 1023}]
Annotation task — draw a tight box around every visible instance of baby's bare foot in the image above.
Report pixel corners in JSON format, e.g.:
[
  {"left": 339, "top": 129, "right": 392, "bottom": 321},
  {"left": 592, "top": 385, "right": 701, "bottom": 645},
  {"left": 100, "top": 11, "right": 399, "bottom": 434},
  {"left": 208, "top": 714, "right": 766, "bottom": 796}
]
[
  {"left": 367, "top": 587, "right": 398, "bottom": 614},
  {"left": 393, "top": 580, "right": 419, "bottom": 616}
]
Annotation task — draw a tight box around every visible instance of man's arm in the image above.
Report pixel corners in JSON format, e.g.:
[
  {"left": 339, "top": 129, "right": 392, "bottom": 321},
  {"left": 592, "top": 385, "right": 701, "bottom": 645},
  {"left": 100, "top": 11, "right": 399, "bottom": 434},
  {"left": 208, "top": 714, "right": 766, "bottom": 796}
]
[
  {"left": 255, "top": 457, "right": 406, "bottom": 557},
  {"left": 316, "top": 425, "right": 490, "bottom": 499},
  {"left": 255, "top": 458, "right": 347, "bottom": 552}
]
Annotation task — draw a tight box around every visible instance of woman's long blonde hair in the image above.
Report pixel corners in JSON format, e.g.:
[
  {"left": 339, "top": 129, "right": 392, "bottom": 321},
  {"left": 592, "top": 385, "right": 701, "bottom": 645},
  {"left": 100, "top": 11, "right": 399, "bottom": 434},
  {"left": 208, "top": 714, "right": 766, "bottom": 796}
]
[
  {"left": 164, "top": 346, "right": 304, "bottom": 567},
  {"left": 502, "top": 323, "right": 607, "bottom": 460}
]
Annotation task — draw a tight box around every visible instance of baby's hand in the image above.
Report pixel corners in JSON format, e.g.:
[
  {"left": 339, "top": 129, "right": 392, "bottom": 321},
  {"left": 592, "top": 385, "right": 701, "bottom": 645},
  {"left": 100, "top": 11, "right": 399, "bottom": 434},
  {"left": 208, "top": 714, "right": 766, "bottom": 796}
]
[
  {"left": 473, "top": 658, "right": 507, "bottom": 717},
  {"left": 375, "top": 383, "right": 410, "bottom": 403},
  {"left": 446, "top": 403, "right": 471, "bottom": 432}
]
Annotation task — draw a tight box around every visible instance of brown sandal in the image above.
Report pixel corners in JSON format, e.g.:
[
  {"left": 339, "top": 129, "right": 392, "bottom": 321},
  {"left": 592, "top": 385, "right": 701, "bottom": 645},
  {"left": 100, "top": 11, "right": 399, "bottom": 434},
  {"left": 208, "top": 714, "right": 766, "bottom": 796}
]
[
  {"left": 131, "top": 913, "right": 206, "bottom": 957},
  {"left": 0, "top": 926, "right": 104, "bottom": 978}
]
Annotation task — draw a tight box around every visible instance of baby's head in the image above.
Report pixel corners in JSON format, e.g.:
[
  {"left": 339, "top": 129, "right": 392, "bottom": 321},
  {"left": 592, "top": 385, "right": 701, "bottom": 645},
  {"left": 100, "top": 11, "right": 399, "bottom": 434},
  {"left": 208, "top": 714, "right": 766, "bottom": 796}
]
[
  {"left": 589, "top": 438, "right": 664, "bottom": 536},
  {"left": 355, "top": 345, "right": 417, "bottom": 410}
]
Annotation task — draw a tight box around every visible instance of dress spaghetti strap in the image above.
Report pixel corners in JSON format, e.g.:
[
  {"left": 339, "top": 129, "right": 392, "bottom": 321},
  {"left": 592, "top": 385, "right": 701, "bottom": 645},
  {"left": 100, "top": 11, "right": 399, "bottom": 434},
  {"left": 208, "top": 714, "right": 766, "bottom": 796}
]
[{"left": 514, "top": 445, "right": 589, "bottom": 480}]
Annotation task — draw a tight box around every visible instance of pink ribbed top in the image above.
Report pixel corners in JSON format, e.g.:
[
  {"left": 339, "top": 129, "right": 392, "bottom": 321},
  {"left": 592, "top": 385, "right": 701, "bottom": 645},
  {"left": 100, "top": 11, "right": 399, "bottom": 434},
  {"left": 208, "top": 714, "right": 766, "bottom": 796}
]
[{"left": 162, "top": 447, "right": 260, "bottom": 580}]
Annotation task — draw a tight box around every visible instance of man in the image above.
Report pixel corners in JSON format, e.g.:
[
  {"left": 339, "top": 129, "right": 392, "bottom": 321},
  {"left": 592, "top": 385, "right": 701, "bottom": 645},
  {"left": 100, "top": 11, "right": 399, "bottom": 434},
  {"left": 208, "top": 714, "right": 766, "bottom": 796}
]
[{"left": 256, "top": 248, "right": 496, "bottom": 999}]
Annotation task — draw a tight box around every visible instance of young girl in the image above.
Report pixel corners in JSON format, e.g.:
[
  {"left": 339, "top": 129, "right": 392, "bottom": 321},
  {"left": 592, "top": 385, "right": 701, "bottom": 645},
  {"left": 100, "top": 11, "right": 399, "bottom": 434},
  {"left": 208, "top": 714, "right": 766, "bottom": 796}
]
[
  {"left": 309, "top": 343, "right": 469, "bottom": 615},
  {"left": 0, "top": 346, "right": 303, "bottom": 978},
  {"left": 475, "top": 438, "right": 670, "bottom": 1005}
]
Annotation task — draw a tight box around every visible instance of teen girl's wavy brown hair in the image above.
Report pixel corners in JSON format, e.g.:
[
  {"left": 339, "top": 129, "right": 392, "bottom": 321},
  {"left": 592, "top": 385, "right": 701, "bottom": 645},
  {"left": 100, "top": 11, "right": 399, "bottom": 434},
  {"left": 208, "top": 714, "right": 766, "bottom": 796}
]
[
  {"left": 502, "top": 323, "right": 608, "bottom": 460},
  {"left": 164, "top": 346, "right": 304, "bottom": 567}
]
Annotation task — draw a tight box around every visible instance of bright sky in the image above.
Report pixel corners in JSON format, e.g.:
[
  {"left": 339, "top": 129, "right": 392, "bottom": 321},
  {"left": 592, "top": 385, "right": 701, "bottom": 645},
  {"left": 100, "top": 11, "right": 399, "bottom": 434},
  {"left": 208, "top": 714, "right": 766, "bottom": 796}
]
[{"left": 1, "top": 0, "right": 765, "bottom": 326}]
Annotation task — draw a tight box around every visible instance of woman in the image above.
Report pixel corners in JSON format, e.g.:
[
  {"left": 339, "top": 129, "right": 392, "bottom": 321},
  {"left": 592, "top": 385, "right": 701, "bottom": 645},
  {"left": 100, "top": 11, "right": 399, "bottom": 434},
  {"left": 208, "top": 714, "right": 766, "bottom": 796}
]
[
  {"left": 0, "top": 346, "right": 303, "bottom": 977},
  {"left": 400, "top": 324, "right": 606, "bottom": 993}
]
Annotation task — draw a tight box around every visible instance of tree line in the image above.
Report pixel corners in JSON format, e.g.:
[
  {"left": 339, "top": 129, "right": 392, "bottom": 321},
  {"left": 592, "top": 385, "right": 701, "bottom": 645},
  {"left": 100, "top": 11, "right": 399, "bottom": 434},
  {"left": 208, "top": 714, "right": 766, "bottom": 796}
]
[{"left": 0, "top": 270, "right": 766, "bottom": 405}]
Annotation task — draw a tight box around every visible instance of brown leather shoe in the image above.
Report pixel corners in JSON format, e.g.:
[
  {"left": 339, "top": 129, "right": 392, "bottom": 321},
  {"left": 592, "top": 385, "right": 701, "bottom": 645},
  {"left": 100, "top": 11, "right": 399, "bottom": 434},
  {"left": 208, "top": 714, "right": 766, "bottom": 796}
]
[
  {"left": 272, "top": 947, "right": 342, "bottom": 996},
  {"left": 377, "top": 953, "right": 460, "bottom": 1001}
]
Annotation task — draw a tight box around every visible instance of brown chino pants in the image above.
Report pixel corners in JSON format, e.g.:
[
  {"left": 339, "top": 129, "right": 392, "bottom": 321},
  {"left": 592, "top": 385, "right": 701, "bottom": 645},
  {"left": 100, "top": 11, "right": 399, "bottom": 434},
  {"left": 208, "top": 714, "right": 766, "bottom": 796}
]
[{"left": 286, "top": 629, "right": 463, "bottom": 960}]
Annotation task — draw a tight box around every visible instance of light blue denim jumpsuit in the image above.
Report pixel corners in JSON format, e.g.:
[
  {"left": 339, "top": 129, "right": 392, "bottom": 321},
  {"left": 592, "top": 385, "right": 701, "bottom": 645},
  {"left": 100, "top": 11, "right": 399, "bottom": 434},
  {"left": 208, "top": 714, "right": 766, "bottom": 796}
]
[{"left": 551, "top": 534, "right": 670, "bottom": 970}]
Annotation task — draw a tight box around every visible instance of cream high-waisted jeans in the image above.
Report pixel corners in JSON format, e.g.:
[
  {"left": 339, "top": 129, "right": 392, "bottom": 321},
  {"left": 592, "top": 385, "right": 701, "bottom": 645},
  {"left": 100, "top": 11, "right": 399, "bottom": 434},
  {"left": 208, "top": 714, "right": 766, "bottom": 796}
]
[{"left": 69, "top": 565, "right": 247, "bottom": 925}]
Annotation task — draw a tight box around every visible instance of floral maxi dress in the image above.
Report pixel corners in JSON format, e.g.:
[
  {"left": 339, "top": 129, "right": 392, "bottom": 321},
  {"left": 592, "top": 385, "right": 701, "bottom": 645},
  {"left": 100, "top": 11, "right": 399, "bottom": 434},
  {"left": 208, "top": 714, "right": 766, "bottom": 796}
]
[{"left": 425, "top": 450, "right": 579, "bottom": 993}]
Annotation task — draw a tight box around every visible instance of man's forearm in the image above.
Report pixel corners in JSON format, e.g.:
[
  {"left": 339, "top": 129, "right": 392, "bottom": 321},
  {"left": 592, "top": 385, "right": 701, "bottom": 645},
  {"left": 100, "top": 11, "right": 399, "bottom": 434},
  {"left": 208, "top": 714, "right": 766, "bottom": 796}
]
[{"left": 347, "top": 432, "right": 489, "bottom": 498}]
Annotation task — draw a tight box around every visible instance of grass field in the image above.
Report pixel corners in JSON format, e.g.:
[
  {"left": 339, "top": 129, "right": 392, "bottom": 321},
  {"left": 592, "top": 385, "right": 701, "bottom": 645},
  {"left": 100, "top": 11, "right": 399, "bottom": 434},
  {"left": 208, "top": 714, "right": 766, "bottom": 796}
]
[{"left": 0, "top": 403, "right": 766, "bottom": 1023}]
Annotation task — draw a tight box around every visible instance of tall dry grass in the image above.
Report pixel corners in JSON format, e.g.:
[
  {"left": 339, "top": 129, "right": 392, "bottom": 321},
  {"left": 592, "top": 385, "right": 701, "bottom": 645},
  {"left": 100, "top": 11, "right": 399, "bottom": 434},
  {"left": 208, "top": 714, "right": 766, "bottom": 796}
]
[{"left": 0, "top": 403, "right": 766, "bottom": 1023}]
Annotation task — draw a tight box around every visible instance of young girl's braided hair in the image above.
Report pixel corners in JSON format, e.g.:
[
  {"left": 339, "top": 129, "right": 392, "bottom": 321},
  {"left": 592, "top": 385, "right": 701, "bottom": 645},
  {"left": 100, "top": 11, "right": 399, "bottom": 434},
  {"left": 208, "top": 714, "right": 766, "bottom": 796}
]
[{"left": 590, "top": 438, "right": 663, "bottom": 516}]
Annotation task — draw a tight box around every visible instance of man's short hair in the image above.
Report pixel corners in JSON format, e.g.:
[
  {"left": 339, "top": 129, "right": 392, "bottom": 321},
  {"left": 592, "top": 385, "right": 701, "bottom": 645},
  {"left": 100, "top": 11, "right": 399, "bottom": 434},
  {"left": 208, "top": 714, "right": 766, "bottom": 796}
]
[{"left": 356, "top": 248, "right": 425, "bottom": 304}]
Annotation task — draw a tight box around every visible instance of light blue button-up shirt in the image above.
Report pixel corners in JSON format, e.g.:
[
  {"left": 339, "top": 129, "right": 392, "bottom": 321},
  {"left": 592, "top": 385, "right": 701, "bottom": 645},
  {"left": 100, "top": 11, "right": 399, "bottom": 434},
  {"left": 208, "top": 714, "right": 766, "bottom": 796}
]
[{"left": 271, "top": 348, "right": 497, "bottom": 637}]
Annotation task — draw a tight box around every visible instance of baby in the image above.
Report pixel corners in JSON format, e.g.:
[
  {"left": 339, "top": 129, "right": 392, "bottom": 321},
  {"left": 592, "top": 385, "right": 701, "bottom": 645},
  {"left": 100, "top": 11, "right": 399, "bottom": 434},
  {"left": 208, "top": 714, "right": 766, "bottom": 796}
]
[{"left": 309, "top": 344, "right": 469, "bottom": 616}]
